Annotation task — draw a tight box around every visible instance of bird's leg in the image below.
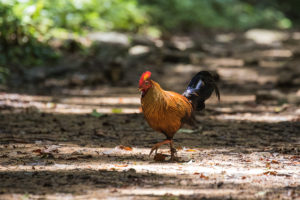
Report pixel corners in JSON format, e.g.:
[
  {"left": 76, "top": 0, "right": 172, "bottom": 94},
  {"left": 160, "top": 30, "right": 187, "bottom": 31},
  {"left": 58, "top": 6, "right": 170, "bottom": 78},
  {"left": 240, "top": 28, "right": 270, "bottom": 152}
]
[
  {"left": 149, "top": 139, "right": 171, "bottom": 156},
  {"left": 169, "top": 140, "right": 178, "bottom": 161}
]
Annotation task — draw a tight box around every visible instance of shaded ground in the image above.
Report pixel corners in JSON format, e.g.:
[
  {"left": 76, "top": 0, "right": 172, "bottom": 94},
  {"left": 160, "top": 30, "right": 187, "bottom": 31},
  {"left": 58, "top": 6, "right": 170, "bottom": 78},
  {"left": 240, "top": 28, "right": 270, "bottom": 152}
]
[{"left": 0, "top": 29, "right": 300, "bottom": 199}]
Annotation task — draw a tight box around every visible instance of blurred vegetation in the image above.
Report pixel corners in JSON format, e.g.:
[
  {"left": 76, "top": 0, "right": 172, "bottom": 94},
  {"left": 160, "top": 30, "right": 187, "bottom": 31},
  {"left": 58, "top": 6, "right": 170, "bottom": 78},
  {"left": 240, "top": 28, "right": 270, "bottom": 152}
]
[
  {"left": 141, "top": 0, "right": 293, "bottom": 31},
  {"left": 0, "top": 1, "right": 58, "bottom": 83},
  {"left": 0, "top": 0, "right": 300, "bottom": 84}
]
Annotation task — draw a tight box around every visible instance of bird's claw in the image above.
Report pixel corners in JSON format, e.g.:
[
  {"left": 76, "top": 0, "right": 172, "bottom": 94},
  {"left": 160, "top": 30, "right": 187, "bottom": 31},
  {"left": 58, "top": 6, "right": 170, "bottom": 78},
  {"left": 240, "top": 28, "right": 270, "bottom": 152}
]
[
  {"left": 149, "top": 146, "right": 158, "bottom": 157},
  {"left": 149, "top": 139, "right": 172, "bottom": 157}
]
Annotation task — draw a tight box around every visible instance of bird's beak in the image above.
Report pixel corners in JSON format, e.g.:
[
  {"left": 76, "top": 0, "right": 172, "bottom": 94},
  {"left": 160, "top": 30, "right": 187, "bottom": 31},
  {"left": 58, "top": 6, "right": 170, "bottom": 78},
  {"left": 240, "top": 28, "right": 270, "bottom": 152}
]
[{"left": 138, "top": 88, "right": 142, "bottom": 92}]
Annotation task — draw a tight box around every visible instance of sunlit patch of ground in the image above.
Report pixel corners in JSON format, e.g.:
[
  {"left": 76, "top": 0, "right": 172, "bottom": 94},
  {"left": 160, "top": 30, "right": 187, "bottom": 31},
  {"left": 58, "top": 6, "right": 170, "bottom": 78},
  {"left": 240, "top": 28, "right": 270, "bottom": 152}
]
[
  {"left": 0, "top": 143, "right": 299, "bottom": 199},
  {"left": 0, "top": 104, "right": 299, "bottom": 199},
  {"left": 0, "top": 93, "right": 140, "bottom": 114}
]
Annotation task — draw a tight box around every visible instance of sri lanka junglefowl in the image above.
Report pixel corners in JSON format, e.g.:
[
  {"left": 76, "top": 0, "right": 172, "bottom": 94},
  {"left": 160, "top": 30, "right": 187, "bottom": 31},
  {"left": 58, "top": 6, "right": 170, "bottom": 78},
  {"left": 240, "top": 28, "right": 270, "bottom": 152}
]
[{"left": 139, "top": 71, "right": 220, "bottom": 161}]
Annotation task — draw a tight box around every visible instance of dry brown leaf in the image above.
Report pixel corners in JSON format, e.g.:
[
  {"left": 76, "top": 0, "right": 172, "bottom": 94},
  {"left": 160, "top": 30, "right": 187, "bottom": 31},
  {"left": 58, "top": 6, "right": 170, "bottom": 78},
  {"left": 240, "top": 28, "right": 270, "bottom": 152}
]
[
  {"left": 269, "top": 171, "right": 277, "bottom": 176},
  {"left": 241, "top": 176, "right": 246, "bottom": 180},
  {"left": 32, "top": 149, "right": 42, "bottom": 154},
  {"left": 154, "top": 153, "right": 167, "bottom": 162},
  {"left": 185, "top": 149, "right": 197, "bottom": 152},
  {"left": 176, "top": 146, "right": 183, "bottom": 151},
  {"left": 114, "top": 164, "right": 128, "bottom": 167},
  {"left": 118, "top": 145, "right": 133, "bottom": 151},
  {"left": 290, "top": 156, "right": 300, "bottom": 160},
  {"left": 266, "top": 162, "right": 271, "bottom": 168},
  {"left": 110, "top": 189, "right": 118, "bottom": 193},
  {"left": 200, "top": 173, "right": 209, "bottom": 180},
  {"left": 263, "top": 171, "right": 277, "bottom": 176},
  {"left": 271, "top": 160, "right": 279, "bottom": 164}
]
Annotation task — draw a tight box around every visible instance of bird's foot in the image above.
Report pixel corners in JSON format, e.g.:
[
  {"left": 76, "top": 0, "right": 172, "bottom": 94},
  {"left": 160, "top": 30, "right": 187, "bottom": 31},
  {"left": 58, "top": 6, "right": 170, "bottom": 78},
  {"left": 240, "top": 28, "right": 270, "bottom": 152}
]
[
  {"left": 169, "top": 147, "right": 179, "bottom": 162},
  {"left": 149, "top": 139, "right": 171, "bottom": 157}
]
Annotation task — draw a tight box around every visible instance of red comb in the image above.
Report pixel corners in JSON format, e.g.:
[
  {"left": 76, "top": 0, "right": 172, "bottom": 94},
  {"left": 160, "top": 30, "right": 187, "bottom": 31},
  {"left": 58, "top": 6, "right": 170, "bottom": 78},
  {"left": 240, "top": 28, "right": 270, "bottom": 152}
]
[{"left": 139, "top": 71, "right": 151, "bottom": 87}]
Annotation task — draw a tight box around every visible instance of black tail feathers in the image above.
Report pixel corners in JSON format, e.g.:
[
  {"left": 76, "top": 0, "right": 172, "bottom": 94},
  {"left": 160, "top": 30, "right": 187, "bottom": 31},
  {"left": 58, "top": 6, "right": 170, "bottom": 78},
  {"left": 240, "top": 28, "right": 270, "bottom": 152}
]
[{"left": 183, "top": 71, "right": 220, "bottom": 111}]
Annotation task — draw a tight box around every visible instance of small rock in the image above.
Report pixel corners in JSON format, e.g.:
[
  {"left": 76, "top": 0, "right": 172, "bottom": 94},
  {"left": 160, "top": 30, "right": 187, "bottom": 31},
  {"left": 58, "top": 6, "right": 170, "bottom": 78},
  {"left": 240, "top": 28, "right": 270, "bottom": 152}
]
[
  {"left": 129, "top": 45, "right": 151, "bottom": 55},
  {"left": 88, "top": 32, "right": 129, "bottom": 46},
  {"left": 245, "top": 29, "right": 288, "bottom": 44}
]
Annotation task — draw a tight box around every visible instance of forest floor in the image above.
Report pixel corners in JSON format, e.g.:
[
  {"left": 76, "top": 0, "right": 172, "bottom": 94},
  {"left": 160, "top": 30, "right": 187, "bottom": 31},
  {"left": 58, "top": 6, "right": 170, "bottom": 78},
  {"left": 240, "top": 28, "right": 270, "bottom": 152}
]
[{"left": 0, "top": 29, "right": 300, "bottom": 199}]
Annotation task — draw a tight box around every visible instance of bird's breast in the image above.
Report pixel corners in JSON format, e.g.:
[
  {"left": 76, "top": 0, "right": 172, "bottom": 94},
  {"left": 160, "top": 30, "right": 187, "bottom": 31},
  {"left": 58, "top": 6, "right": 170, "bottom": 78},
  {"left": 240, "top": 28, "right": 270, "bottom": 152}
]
[{"left": 141, "top": 92, "right": 192, "bottom": 136}]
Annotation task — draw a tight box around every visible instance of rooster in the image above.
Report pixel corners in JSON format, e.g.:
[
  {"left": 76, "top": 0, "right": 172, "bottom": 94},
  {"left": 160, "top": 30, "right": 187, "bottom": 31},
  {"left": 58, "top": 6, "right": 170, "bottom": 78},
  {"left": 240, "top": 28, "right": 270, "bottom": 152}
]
[{"left": 139, "top": 71, "right": 220, "bottom": 161}]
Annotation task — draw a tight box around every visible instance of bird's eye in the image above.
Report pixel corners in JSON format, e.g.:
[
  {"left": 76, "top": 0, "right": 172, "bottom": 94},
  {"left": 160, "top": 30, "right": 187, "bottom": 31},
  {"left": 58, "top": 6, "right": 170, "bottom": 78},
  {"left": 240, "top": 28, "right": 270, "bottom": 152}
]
[{"left": 145, "top": 82, "right": 149, "bottom": 85}]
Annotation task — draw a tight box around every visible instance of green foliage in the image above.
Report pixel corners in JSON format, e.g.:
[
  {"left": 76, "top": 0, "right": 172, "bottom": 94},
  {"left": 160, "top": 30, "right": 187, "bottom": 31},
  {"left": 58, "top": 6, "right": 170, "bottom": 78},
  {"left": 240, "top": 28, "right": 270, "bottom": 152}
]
[
  {"left": 0, "top": 0, "right": 298, "bottom": 85},
  {"left": 0, "top": 66, "right": 9, "bottom": 84},
  {"left": 0, "top": 1, "right": 58, "bottom": 85},
  {"left": 0, "top": 1, "right": 58, "bottom": 68},
  {"left": 2, "top": 0, "right": 146, "bottom": 36},
  {"left": 0, "top": 0, "right": 147, "bottom": 75},
  {"left": 140, "top": 0, "right": 292, "bottom": 31},
  {"left": 0, "top": 0, "right": 146, "bottom": 83}
]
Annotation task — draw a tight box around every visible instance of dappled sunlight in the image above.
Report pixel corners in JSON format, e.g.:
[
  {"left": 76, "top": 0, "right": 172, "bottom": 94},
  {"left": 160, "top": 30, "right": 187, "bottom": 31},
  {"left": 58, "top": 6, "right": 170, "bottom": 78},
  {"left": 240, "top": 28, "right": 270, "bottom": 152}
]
[
  {"left": 59, "top": 96, "right": 140, "bottom": 106},
  {"left": 217, "top": 68, "right": 258, "bottom": 81},
  {"left": 0, "top": 188, "right": 239, "bottom": 199},
  {"left": 215, "top": 33, "right": 236, "bottom": 43},
  {"left": 1, "top": 145, "right": 299, "bottom": 180},
  {"left": 259, "top": 60, "right": 286, "bottom": 68},
  {"left": 204, "top": 58, "right": 244, "bottom": 67},
  {"left": 2, "top": 92, "right": 299, "bottom": 123},
  {"left": 2, "top": 0, "right": 300, "bottom": 198},
  {"left": 119, "top": 188, "right": 238, "bottom": 197},
  {"left": 292, "top": 32, "right": 300, "bottom": 40},
  {"left": 260, "top": 49, "right": 293, "bottom": 58},
  {"left": 0, "top": 92, "right": 258, "bottom": 114},
  {"left": 1, "top": 92, "right": 299, "bottom": 199},
  {"left": 0, "top": 93, "right": 140, "bottom": 114},
  {"left": 59, "top": 86, "right": 139, "bottom": 96},
  {"left": 212, "top": 94, "right": 255, "bottom": 103},
  {"left": 171, "top": 36, "right": 195, "bottom": 51},
  {"left": 215, "top": 113, "right": 298, "bottom": 122},
  {"left": 0, "top": 144, "right": 299, "bottom": 199},
  {"left": 217, "top": 67, "right": 278, "bottom": 84},
  {"left": 173, "top": 64, "right": 201, "bottom": 74},
  {"left": 245, "top": 29, "right": 288, "bottom": 45}
]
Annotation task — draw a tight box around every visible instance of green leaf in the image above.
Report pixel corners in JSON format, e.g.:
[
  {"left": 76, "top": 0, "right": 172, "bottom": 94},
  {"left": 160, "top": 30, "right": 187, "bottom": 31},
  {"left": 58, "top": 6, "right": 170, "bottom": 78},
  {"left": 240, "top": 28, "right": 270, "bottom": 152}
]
[
  {"left": 111, "top": 108, "right": 123, "bottom": 114},
  {"left": 90, "top": 109, "right": 105, "bottom": 118}
]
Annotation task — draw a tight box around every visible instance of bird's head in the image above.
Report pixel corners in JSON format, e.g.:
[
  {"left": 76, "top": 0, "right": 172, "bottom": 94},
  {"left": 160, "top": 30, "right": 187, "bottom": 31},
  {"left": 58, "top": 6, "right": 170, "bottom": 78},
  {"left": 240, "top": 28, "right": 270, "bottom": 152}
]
[{"left": 139, "top": 71, "right": 152, "bottom": 95}]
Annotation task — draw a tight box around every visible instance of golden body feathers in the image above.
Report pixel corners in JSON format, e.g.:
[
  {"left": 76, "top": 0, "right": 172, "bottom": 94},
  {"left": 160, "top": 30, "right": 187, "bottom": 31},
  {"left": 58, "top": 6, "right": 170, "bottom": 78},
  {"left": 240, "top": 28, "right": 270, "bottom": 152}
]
[{"left": 141, "top": 80, "right": 193, "bottom": 139}]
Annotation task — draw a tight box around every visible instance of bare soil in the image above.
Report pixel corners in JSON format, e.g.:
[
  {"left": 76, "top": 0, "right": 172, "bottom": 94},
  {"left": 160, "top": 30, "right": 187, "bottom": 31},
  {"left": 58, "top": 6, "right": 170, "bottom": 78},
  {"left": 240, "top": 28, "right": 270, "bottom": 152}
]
[{"left": 0, "top": 30, "right": 300, "bottom": 199}]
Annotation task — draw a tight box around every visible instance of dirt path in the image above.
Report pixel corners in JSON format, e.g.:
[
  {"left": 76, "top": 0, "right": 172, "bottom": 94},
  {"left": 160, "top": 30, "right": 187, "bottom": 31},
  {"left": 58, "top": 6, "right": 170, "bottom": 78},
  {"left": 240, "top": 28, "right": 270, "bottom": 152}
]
[{"left": 0, "top": 30, "right": 300, "bottom": 199}]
